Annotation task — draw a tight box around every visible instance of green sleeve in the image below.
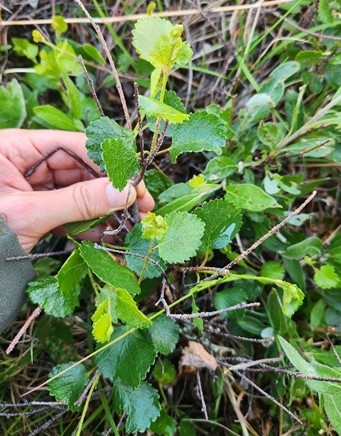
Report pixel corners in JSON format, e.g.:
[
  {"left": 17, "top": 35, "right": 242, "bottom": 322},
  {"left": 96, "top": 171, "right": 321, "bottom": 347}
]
[{"left": 0, "top": 218, "right": 36, "bottom": 333}]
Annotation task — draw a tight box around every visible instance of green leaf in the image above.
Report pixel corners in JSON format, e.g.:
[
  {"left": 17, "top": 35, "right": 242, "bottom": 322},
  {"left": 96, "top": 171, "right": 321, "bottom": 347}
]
[
  {"left": 112, "top": 287, "right": 151, "bottom": 328},
  {"left": 139, "top": 95, "right": 189, "bottom": 123},
  {"left": 191, "top": 296, "right": 204, "bottom": 330},
  {"left": 125, "top": 224, "right": 165, "bottom": 279},
  {"left": 146, "top": 315, "right": 179, "bottom": 355},
  {"left": 0, "top": 79, "right": 26, "bottom": 128},
  {"left": 150, "top": 407, "right": 177, "bottom": 436},
  {"left": 86, "top": 116, "right": 135, "bottom": 171},
  {"left": 194, "top": 199, "right": 242, "bottom": 250},
  {"left": 156, "top": 179, "right": 219, "bottom": 216},
  {"left": 278, "top": 336, "right": 341, "bottom": 395},
  {"left": 284, "top": 236, "right": 323, "bottom": 260},
  {"left": 260, "top": 261, "right": 285, "bottom": 280},
  {"left": 79, "top": 241, "right": 140, "bottom": 295},
  {"left": 141, "top": 212, "right": 168, "bottom": 242},
  {"left": 322, "top": 394, "right": 341, "bottom": 434},
  {"left": 48, "top": 362, "right": 89, "bottom": 411},
  {"left": 64, "top": 214, "right": 110, "bottom": 236},
  {"left": 62, "top": 74, "right": 83, "bottom": 120},
  {"left": 314, "top": 265, "right": 340, "bottom": 289},
  {"left": 27, "top": 276, "right": 79, "bottom": 318},
  {"left": 51, "top": 15, "right": 68, "bottom": 36},
  {"left": 57, "top": 249, "right": 87, "bottom": 300},
  {"left": 225, "top": 184, "right": 280, "bottom": 211},
  {"left": 102, "top": 138, "right": 140, "bottom": 190},
  {"left": 244, "top": 93, "right": 274, "bottom": 122},
  {"left": 92, "top": 302, "right": 113, "bottom": 344},
  {"left": 147, "top": 90, "right": 188, "bottom": 135},
  {"left": 170, "top": 110, "right": 227, "bottom": 162},
  {"left": 82, "top": 43, "right": 105, "bottom": 64},
  {"left": 279, "top": 280, "right": 304, "bottom": 318},
  {"left": 33, "top": 105, "right": 80, "bottom": 131},
  {"left": 204, "top": 156, "right": 237, "bottom": 181},
  {"left": 132, "top": 17, "right": 192, "bottom": 69},
  {"left": 158, "top": 211, "right": 205, "bottom": 263},
  {"left": 12, "top": 37, "right": 38, "bottom": 61},
  {"left": 296, "top": 50, "right": 324, "bottom": 67},
  {"left": 96, "top": 326, "right": 157, "bottom": 387},
  {"left": 113, "top": 381, "right": 160, "bottom": 433},
  {"left": 153, "top": 360, "right": 177, "bottom": 385},
  {"left": 318, "top": 0, "right": 334, "bottom": 23},
  {"left": 310, "top": 299, "right": 325, "bottom": 331}
]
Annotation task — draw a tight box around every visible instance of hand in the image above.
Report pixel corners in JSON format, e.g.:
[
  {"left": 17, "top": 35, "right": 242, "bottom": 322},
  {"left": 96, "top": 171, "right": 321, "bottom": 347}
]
[{"left": 0, "top": 129, "right": 155, "bottom": 253}]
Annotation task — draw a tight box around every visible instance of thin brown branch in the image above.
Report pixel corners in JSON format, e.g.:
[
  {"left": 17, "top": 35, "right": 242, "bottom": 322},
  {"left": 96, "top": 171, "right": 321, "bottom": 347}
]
[
  {"left": 0, "top": 1, "right": 297, "bottom": 27},
  {"left": 73, "top": 0, "right": 132, "bottom": 129},
  {"left": 6, "top": 307, "right": 42, "bottom": 354}
]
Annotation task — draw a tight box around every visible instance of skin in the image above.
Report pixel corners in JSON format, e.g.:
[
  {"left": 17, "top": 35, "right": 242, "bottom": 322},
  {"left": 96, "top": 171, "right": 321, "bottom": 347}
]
[{"left": 0, "top": 129, "right": 155, "bottom": 253}]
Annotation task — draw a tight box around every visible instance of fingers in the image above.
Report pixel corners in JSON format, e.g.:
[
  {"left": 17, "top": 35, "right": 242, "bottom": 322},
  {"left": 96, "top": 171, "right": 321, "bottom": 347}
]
[{"left": 135, "top": 181, "right": 155, "bottom": 215}]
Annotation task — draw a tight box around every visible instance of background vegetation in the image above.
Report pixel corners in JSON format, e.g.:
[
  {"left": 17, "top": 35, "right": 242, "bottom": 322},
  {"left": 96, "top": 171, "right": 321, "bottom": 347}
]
[{"left": 1, "top": 1, "right": 341, "bottom": 435}]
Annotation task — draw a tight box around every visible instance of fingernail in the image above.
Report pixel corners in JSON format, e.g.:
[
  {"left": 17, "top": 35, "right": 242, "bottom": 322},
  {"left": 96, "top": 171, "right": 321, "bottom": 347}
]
[{"left": 105, "top": 183, "right": 136, "bottom": 210}]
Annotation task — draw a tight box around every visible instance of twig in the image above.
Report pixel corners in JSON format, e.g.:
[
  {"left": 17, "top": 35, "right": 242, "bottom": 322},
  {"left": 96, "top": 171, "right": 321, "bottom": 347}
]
[
  {"left": 169, "top": 302, "right": 260, "bottom": 320},
  {"left": 73, "top": 0, "right": 132, "bottom": 129},
  {"left": 232, "top": 369, "right": 302, "bottom": 425},
  {"left": 6, "top": 250, "right": 72, "bottom": 261},
  {"left": 6, "top": 307, "right": 42, "bottom": 354},
  {"left": 0, "top": 1, "right": 297, "bottom": 27},
  {"left": 78, "top": 55, "right": 104, "bottom": 117},
  {"left": 224, "top": 191, "right": 317, "bottom": 271},
  {"left": 24, "top": 146, "right": 100, "bottom": 180},
  {"left": 196, "top": 371, "right": 208, "bottom": 420}
]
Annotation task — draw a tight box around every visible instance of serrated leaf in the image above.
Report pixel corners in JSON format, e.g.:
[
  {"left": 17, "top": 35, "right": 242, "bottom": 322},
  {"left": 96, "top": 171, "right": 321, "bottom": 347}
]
[
  {"left": 141, "top": 212, "right": 168, "bottom": 241},
  {"left": 295, "top": 50, "right": 324, "bottom": 67},
  {"left": 170, "top": 110, "right": 227, "bottom": 162},
  {"left": 113, "top": 381, "right": 160, "bottom": 433},
  {"left": 225, "top": 184, "right": 280, "bottom": 211},
  {"left": 158, "top": 211, "right": 205, "bottom": 263},
  {"left": 145, "top": 315, "right": 179, "bottom": 355},
  {"left": 279, "top": 280, "right": 304, "bottom": 318},
  {"left": 0, "top": 79, "right": 26, "bottom": 128},
  {"left": 314, "top": 265, "right": 340, "bottom": 289},
  {"left": 139, "top": 95, "right": 189, "bottom": 123},
  {"left": 194, "top": 199, "right": 242, "bottom": 250},
  {"left": 86, "top": 116, "right": 135, "bottom": 171},
  {"left": 92, "top": 308, "right": 113, "bottom": 344},
  {"left": 57, "top": 248, "right": 87, "bottom": 299},
  {"left": 125, "top": 224, "right": 165, "bottom": 279},
  {"left": 102, "top": 138, "right": 140, "bottom": 190},
  {"left": 96, "top": 326, "right": 157, "bottom": 387},
  {"left": 48, "top": 362, "right": 89, "bottom": 411},
  {"left": 147, "top": 90, "right": 188, "bottom": 136},
  {"left": 27, "top": 276, "right": 79, "bottom": 318},
  {"left": 80, "top": 241, "right": 140, "bottom": 295},
  {"left": 132, "top": 17, "right": 192, "bottom": 69},
  {"left": 113, "top": 287, "right": 151, "bottom": 329}
]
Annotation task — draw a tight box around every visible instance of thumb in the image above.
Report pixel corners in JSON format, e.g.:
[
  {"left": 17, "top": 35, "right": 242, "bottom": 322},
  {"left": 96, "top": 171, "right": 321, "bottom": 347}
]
[
  {"left": 46, "top": 177, "right": 137, "bottom": 225},
  {"left": 6, "top": 178, "right": 136, "bottom": 252}
]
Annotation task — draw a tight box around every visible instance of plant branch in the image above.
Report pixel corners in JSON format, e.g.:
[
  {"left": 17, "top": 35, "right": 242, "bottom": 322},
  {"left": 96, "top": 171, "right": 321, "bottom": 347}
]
[{"left": 73, "top": 0, "right": 132, "bottom": 129}]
